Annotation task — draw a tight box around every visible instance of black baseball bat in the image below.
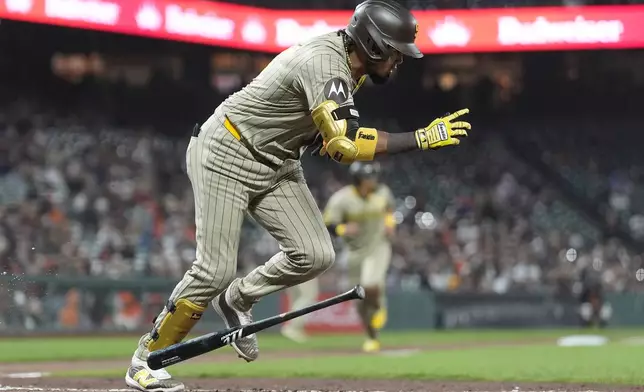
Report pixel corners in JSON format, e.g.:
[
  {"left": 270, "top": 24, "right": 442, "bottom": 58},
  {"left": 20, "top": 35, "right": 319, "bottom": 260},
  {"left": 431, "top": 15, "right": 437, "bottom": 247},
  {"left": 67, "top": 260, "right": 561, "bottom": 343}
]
[{"left": 147, "top": 285, "right": 365, "bottom": 370}]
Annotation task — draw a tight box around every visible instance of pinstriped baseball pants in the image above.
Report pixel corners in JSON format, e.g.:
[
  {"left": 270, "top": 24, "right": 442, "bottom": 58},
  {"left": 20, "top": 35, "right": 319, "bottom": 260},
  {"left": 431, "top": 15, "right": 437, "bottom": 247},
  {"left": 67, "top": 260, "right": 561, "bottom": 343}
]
[{"left": 164, "top": 113, "right": 335, "bottom": 312}]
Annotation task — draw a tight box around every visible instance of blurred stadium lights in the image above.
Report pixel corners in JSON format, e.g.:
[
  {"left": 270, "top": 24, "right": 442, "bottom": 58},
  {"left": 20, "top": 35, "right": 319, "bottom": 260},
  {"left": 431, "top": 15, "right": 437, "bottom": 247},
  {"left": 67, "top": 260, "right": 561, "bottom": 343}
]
[
  {"left": 438, "top": 72, "right": 458, "bottom": 91},
  {"left": 636, "top": 268, "right": 644, "bottom": 281},
  {"left": 415, "top": 211, "right": 438, "bottom": 230},
  {"left": 593, "top": 258, "right": 603, "bottom": 271},
  {"left": 566, "top": 248, "right": 578, "bottom": 262},
  {"left": 404, "top": 195, "right": 417, "bottom": 209}
]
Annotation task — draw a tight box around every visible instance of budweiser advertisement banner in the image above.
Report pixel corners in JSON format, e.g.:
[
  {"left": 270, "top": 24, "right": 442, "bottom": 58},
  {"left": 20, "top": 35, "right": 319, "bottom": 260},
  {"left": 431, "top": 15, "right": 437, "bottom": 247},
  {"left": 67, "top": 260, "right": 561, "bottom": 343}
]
[{"left": 1, "top": 0, "right": 644, "bottom": 53}]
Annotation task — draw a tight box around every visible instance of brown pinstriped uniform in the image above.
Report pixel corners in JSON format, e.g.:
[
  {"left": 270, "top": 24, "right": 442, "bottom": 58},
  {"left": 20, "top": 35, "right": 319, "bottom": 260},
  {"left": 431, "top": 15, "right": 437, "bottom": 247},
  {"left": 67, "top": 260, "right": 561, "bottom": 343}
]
[
  {"left": 323, "top": 184, "right": 395, "bottom": 288},
  {"left": 284, "top": 184, "right": 395, "bottom": 331},
  {"left": 165, "top": 31, "right": 361, "bottom": 310}
]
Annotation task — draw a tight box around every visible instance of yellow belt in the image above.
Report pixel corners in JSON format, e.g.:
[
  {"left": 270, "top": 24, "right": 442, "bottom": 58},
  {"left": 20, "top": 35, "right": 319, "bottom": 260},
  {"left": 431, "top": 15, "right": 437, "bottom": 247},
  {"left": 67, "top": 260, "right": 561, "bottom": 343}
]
[{"left": 223, "top": 116, "right": 241, "bottom": 141}]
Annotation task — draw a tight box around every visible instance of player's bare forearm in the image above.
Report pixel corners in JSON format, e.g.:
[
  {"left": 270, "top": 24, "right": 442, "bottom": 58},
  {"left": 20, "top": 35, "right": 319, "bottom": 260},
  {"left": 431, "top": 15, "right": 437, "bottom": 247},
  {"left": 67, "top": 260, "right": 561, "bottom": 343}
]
[
  {"left": 374, "top": 130, "right": 418, "bottom": 156},
  {"left": 371, "top": 109, "right": 472, "bottom": 157}
]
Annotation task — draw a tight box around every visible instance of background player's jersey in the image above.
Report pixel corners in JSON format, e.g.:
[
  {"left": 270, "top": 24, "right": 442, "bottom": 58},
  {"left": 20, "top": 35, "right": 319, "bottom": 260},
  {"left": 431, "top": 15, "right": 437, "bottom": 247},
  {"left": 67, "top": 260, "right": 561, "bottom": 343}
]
[
  {"left": 217, "top": 31, "right": 357, "bottom": 166},
  {"left": 323, "top": 184, "right": 395, "bottom": 251}
]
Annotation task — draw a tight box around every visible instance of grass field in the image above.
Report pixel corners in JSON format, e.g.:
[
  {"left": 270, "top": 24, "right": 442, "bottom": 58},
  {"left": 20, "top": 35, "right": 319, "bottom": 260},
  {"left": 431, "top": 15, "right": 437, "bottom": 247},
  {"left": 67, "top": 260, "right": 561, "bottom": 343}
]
[
  {"left": 2, "top": 328, "right": 644, "bottom": 386},
  {"left": 0, "top": 329, "right": 600, "bottom": 362}
]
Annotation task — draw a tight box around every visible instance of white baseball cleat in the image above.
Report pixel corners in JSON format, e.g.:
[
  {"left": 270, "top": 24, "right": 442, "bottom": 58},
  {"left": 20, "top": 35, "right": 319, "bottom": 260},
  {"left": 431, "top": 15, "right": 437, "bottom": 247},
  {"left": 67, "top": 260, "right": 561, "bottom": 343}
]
[{"left": 125, "top": 335, "right": 185, "bottom": 392}]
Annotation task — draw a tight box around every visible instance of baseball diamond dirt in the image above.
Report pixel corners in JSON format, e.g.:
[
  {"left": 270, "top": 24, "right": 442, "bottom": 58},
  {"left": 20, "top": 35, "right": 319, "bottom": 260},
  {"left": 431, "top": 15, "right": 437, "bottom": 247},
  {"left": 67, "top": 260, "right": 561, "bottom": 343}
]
[{"left": 2, "top": 375, "right": 644, "bottom": 392}]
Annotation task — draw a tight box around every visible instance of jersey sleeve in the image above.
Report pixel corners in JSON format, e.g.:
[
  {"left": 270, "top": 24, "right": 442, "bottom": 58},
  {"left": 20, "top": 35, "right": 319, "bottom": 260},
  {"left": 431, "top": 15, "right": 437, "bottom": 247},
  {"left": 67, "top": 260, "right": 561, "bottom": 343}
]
[
  {"left": 322, "top": 191, "right": 345, "bottom": 225},
  {"left": 295, "top": 53, "right": 355, "bottom": 111}
]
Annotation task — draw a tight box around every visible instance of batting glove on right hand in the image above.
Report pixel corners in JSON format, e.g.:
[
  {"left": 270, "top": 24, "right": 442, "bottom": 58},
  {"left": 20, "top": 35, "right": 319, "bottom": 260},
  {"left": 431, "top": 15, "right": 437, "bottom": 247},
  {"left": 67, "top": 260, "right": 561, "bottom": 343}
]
[{"left": 414, "top": 108, "right": 471, "bottom": 150}]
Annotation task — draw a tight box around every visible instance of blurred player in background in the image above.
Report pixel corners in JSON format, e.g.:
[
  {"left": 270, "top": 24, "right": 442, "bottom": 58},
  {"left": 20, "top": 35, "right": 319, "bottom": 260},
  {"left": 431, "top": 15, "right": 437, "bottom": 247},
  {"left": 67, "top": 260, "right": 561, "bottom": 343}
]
[
  {"left": 282, "top": 162, "right": 396, "bottom": 353},
  {"left": 281, "top": 277, "right": 319, "bottom": 343},
  {"left": 578, "top": 264, "right": 612, "bottom": 328},
  {"left": 125, "top": 0, "right": 470, "bottom": 390}
]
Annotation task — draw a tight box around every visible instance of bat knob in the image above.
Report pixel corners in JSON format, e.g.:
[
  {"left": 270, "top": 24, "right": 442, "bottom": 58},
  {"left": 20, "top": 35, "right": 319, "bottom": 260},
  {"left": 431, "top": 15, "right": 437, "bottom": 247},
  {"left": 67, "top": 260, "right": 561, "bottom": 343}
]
[{"left": 353, "top": 285, "right": 366, "bottom": 300}]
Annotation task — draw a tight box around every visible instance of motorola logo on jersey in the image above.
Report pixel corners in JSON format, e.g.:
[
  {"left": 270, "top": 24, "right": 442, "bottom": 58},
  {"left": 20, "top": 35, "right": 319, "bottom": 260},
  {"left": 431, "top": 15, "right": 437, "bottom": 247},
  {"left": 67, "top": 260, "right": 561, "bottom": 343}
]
[{"left": 323, "top": 78, "right": 349, "bottom": 104}]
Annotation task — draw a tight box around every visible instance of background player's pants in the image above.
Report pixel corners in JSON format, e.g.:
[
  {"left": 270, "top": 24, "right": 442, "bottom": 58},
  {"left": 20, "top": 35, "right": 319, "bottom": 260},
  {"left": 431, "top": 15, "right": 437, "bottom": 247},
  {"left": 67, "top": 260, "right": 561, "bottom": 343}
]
[
  {"left": 347, "top": 241, "right": 392, "bottom": 302},
  {"left": 284, "top": 278, "right": 319, "bottom": 332},
  {"left": 346, "top": 240, "right": 392, "bottom": 341},
  {"left": 151, "top": 112, "right": 335, "bottom": 330}
]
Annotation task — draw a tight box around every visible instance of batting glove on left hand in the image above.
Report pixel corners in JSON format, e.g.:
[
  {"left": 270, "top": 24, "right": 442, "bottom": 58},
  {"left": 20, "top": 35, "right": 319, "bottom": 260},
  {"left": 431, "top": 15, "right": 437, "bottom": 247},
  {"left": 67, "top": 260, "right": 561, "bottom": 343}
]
[{"left": 414, "top": 108, "right": 471, "bottom": 150}]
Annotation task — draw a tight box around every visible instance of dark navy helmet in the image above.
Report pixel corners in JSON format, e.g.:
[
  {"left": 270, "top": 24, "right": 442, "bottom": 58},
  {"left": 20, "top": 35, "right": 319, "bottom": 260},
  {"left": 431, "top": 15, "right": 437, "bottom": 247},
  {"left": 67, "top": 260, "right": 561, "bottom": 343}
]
[{"left": 345, "top": 0, "right": 423, "bottom": 62}]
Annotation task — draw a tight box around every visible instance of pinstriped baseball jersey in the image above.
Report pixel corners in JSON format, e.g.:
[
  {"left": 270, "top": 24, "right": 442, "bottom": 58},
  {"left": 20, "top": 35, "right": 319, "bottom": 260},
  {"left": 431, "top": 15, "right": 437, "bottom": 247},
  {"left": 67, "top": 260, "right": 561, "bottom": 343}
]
[
  {"left": 219, "top": 31, "right": 358, "bottom": 166},
  {"left": 323, "top": 184, "right": 395, "bottom": 251}
]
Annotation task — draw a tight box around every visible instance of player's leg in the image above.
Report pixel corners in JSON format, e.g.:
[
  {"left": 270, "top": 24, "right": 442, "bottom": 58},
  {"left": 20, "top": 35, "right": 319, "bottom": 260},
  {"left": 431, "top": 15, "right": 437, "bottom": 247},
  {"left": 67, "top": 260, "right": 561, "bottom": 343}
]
[
  {"left": 281, "top": 278, "right": 320, "bottom": 342},
  {"left": 371, "top": 290, "right": 388, "bottom": 330},
  {"left": 126, "top": 126, "right": 250, "bottom": 392},
  {"left": 217, "top": 163, "right": 335, "bottom": 344},
  {"left": 356, "top": 242, "right": 392, "bottom": 353},
  {"left": 345, "top": 251, "right": 379, "bottom": 348}
]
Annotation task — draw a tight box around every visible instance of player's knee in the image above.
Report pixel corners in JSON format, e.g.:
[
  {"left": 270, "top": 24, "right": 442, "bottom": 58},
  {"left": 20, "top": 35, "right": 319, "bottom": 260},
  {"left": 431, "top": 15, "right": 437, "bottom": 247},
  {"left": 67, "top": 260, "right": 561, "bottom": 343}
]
[
  {"left": 187, "top": 260, "right": 236, "bottom": 299},
  {"left": 312, "top": 239, "right": 336, "bottom": 274},
  {"left": 291, "top": 239, "right": 335, "bottom": 278}
]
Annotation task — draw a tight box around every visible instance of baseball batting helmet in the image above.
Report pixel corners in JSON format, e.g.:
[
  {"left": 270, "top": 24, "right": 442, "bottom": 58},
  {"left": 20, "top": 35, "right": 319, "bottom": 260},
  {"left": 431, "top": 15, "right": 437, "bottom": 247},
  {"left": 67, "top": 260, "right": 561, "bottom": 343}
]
[
  {"left": 345, "top": 0, "right": 423, "bottom": 62},
  {"left": 349, "top": 161, "right": 381, "bottom": 185}
]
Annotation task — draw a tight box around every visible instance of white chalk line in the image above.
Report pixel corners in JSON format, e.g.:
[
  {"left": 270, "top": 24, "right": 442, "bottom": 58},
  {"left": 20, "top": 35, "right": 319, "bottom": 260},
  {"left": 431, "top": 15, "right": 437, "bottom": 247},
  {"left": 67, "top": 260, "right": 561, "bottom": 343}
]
[{"left": 1, "top": 372, "right": 51, "bottom": 379}]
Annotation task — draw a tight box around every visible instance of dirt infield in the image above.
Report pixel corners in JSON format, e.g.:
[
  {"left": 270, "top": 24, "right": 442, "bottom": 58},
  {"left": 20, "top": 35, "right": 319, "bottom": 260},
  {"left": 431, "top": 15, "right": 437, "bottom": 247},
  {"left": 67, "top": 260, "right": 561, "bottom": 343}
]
[{"left": 1, "top": 376, "right": 643, "bottom": 392}]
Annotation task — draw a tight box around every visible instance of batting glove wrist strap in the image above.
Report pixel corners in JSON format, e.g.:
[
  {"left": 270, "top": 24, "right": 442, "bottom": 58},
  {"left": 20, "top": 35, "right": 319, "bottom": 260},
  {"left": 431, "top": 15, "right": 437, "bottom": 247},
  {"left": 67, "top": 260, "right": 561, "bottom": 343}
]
[
  {"left": 415, "top": 122, "right": 448, "bottom": 150},
  {"left": 415, "top": 108, "right": 472, "bottom": 151}
]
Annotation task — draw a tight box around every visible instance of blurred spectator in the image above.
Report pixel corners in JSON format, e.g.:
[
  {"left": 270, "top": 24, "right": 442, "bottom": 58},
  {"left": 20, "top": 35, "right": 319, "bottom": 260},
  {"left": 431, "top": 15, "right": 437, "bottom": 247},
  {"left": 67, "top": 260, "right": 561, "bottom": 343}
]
[{"left": 0, "top": 103, "right": 638, "bottom": 309}]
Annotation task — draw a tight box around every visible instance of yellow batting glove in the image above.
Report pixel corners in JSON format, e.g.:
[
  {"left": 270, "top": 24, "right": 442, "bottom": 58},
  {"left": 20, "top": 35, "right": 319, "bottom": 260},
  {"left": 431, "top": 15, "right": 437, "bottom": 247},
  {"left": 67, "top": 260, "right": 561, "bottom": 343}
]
[{"left": 414, "top": 108, "right": 471, "bottom": 150}]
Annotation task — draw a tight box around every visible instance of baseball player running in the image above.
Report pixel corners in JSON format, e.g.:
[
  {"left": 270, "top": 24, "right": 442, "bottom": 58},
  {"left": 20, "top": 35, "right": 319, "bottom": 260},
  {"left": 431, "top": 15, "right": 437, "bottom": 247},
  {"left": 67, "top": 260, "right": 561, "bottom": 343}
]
[
  {"left": 126, "top": 1, "right": 471, "bottom": 391},
  {"left": 282, "top": 162, "right": 395, "bottom": 353}
]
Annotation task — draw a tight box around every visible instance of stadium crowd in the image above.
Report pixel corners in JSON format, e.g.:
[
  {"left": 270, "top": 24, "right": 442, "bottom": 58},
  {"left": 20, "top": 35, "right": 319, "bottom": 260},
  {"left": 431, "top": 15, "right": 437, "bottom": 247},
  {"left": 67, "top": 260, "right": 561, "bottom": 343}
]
[{"left": 0, "top": 102, "right": 639, "bottom": 303}]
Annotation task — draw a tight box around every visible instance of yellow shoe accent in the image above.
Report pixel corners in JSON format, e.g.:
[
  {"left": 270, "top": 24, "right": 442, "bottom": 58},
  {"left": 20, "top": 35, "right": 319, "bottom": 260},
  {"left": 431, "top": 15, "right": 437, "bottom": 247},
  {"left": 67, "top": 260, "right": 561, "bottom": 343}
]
[
  {"left": 125, "top": 363, "right": 185, "bottom": 391},
  {"left": 362, "top": 339, "right": 380, "bottom": 353},
  {"left": 371, "top": 308, "right": 387, "bottom": 330},
  {"left": 132, "top": 368, "right": 157, "bottom": 388}
]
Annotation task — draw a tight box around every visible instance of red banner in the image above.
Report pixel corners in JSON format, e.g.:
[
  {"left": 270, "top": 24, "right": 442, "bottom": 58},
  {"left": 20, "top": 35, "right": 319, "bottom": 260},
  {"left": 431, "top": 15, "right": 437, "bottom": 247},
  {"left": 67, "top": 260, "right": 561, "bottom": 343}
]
[
  {"left": 1, "top": 0, "right": 643, "bottom": 53},
  {"left": 280, "top": 292, "right": 362, "bottom": 333}
]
